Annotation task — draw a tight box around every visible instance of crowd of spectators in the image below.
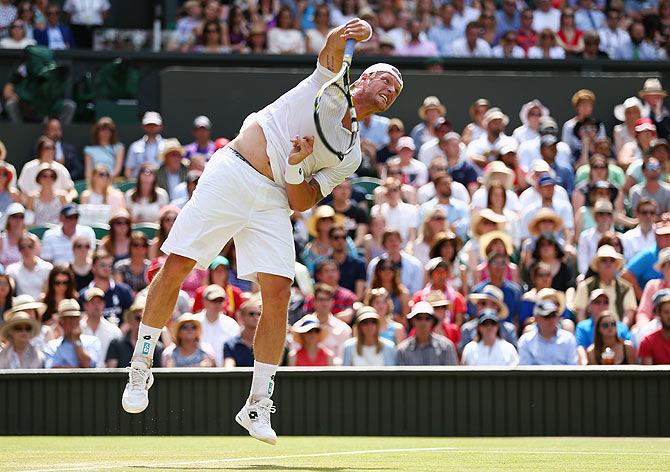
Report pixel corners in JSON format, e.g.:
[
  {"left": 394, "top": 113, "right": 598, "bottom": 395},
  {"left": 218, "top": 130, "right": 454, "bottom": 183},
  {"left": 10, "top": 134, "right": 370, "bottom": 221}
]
[
  {"left": 0, "top": 0, "right": 669, "bottom": 59},
  {"left": 3, "top": 75, "right": 670, "bottom": 369}
]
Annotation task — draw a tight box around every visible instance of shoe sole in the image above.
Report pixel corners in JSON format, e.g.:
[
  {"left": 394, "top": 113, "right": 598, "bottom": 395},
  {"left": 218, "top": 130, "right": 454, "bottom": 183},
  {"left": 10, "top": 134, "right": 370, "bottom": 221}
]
[
  {"left": 122, "top": 397, "right": 148, "bottom": 414},
  {"left": 235, "top": 412, "right": 277, "bottom": 445}
]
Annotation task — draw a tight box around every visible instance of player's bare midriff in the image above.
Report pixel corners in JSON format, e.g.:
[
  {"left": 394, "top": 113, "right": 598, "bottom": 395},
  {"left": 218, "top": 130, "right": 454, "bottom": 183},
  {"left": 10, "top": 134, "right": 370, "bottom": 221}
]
[{"left": 229, "top": 119, "right": 276, "bottom": 182}]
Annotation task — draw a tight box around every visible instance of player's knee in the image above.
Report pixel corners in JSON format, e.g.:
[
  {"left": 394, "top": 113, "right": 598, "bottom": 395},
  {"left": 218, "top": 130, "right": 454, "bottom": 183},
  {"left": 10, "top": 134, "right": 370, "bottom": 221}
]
[{"left": 158, "top": 254, "right": 197, "bottom": 284}]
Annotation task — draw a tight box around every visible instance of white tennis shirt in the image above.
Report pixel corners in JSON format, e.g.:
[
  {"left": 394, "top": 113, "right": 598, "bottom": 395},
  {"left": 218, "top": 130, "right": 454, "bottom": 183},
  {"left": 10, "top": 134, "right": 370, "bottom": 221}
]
[{"left": 243, "top": 61, "right": 362, "bottom": 198}]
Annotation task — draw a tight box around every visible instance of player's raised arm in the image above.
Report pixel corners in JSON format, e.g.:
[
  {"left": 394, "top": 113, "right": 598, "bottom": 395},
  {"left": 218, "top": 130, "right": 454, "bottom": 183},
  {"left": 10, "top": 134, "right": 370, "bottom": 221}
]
[{"left": 318, "top": 18, "right": 372, "bottom": 73}]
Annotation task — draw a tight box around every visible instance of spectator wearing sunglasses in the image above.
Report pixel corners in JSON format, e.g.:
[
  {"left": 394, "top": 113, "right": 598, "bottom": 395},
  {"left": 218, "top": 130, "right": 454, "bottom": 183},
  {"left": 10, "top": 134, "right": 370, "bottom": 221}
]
[
  {"left": 25, "top": 162, "right": 68, "bottom": 226},
  {"left": 518, "top": 300, "right": 578, "bottom": 365},
  {"left": 106, "top": 297, "right": 163, "bottom": 368},
  {"left": 124, "top": 162, "right": 168, "bottom": 223},
  {"left": 396, "top": 301, "right": 458, "bottom": 366},
  {"left": 113, "top": 232, "right": 150, "bottom": 296},
  {"left": 7, "top": 233, "right": 52, "bottom": 300},
  {"left": 18, "top": 136, "right": 76, "bottom": 200},
  {"left": 224, "top": 294, "right": 262, "bottom": 368},
  {"left": 342, "top": 307, "right": 396, "bottom": 366},
  {"left": 44, "top": 299, "right": 100, "bottom": 368},
  {"left": 629, "top": 155, "right": 670, "bottom": 213},
  {"left": 575, "top": 290, "right": 631, "bottom": 364},
  {"left": 0, "top": 311, "right": 43, "bottom": 368},
  {"left": 162, "top": 313, "right": 216, "bottom": 368},
  {"left": 622, "top": 198, "right": 658, "bottom": 258},
  {"left": 586, "top": 311, "right": 635, "bottom": 365},
  {"left": 69, "top": 235, "right": 93, "bottom": 291},
  {"left": 79, "top": 287, "right": 121, "bottom": 361},
  {"left": 34, "top": 4, "right": 74, "bottom": 49},
  {"left": 461, "top": 309, "right": 519, "bottom": 366}
]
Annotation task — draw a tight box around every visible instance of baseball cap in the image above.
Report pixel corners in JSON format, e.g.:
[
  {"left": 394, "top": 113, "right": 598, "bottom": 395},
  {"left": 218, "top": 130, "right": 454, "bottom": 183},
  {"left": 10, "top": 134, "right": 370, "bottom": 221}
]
[
  {"left": 408, "top": 301, "right": 434, "bottom": 319},
  {"left": 425, "top": 257, "right": 449, "bottom": 274},
  {"left": 593, "top": 198, "right": 614, "bottom": 214},
  {"left": 433, "top": 117, "right": 451, "bottom": 131},
  {"left": 478, "top": 308, "right": 499, "bottom": 324},
  {"left": 539, "top": 116, "right": 558, "bottom": 133},
  {"left": 540, "top": 134, "right": 558, "bottom": 147},
  {"left": 5, "top": 202, "right": 25, "bottom": 217},
  {"left": 443, "top": 131, "right": 461, "bottom": 142},
  {"left": 60, "top": 203, "right": 79, "bottom": 217},
  {"left": 142, "top": 111, "right": 162, "bottom": 126},
  {"left": 653, "top": 288, "right": 670, "bottom": 310},
  {"left": 84, "top": 287, "right": 105, "bottom": 302},
  {"left": 589, "top": 288, "right": 609, "bottom": 303},
  {"left": 203, "top": 284, "right": 225, "bottom": 301},
  {"left": 209, "top": 255, "right": 229, "bottom": 271},
  {"left": 193, "top": 115, "right": 212, "bottom": 129},
  {"left": 534, "top": 300, "right": 559, "bottom": 317},
  {"left": 397, "top": 136, "right": 415, "bottom": 151},
  {"left": 537, "top": 174, "right": 557, "bottom": 187},
  {"left": 634, "top": 118, "right": 656, "bottom": 133}
]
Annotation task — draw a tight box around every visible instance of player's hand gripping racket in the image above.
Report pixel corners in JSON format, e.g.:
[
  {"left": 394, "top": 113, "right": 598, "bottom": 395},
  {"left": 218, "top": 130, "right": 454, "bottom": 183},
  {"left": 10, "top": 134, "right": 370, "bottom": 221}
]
[{"left": 314, "top": 38, "right": 358, "bottom": 161}]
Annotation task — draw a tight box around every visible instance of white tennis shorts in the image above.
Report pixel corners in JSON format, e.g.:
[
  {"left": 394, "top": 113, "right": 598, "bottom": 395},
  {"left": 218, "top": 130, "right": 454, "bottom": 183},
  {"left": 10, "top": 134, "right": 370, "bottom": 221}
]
[{"left": 161, "top": 146, "right": 295, "bottom": 283}]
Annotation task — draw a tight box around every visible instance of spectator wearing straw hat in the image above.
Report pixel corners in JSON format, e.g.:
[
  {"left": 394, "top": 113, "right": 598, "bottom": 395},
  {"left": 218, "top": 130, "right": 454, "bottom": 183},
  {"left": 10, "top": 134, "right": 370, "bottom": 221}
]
[
  {"left": 471, "top": 160, "right": 520, "bottom": 213},
  {"left": 461, "top": 309, "right": 519, "bottom": 366},
  {"left": 520, "top": 180, "right": 574, "bottom": 244},
  {"left": 418, "top": 174, "right": 470, "bottom": 242},
  {"left": 290, "top": 314, "right": 333, "bottom": 367},
  {"left": 417, "top": 117, "right": 453, "bottom": 167},
  {"left": 638, "top": 78, "right": 670, "bottom": 141},
  {"left": 577, "top": 199, "right": 617, "bottom": 276},
  {"left": 342, "top": 307, "right": 396, "bottom": 366},
  {"left": 224, "top": 294, "right": 261, "bottom": 368},
  {"left": 518, "top": 300, "right": 578, "bottom": 365},
  {"left": 125, "top": 111, "right": 165, "bottom": 180},
  {"left": 44, "top": 299, "right": 100, "bottom": 368},
  {"left": 157, "top": 138, "right": 188, "bottom": 200},
  {"left": 561, "top": 89, "right": 607, "bottom": 155},
  {"left": 0, "top": 311, "right": 44, "bottom": 368},
  {"left": 476, "top": 230, "right": 519, "bottom": 286},
  {"left": 459, "top": 285, "right": 518, "bottom": 352},
  {"left": 396, "top": 301, "right": 458, "bottom": 366},
  {"left": 162, "top": 313, "right": 216, "bottom": 367},
  {"left": 574, "top": 245, "right": 637, "bottom": 325},
  {"left": 638, "top": 289, "right": 670, "bottom": 364},
  {"left": 410, "top": 96, "right": 446, "bottom": 150},
  {"left": 466, "top": 108, "right": 517, "bottom": 175},
  {"left": 106, "top": 297, "right": 163, "bottom": 368},
  {"left": 470, "top": 251, "right": 522, "bottom": 324},
  {"left": 79, "top": 287, "right": 121, "bottom": 361}
]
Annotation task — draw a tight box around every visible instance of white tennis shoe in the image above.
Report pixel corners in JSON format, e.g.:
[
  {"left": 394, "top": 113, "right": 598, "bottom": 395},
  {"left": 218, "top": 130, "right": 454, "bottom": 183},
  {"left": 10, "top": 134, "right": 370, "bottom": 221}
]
[
  {"left": 122, "top": 360, "right": 154, "bottom": 414},
  {"left": 235, "top": 398, "right": 278, "bottom": 445}
]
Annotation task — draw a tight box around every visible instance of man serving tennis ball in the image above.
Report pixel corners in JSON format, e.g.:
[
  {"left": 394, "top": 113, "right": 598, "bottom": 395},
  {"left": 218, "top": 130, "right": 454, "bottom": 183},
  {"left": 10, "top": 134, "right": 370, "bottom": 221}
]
[{"left": 121, "top": 17, "right": 403, "bottom": 445}]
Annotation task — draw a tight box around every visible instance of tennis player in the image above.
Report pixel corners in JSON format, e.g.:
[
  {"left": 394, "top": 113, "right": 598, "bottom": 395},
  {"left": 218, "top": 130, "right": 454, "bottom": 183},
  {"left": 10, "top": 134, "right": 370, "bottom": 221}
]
[{"left": 121, "top": 17, "right": 403, "bottom": 445}]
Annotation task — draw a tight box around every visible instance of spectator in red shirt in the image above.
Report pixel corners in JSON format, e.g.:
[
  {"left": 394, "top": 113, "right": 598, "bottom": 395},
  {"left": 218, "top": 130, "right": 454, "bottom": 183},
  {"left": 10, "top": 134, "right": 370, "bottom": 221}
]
[
  {"left": 302, "top": 259, "right": 356, "bottom": 324},
  {"left": 412, "top": 257, "right": 466, "bottom": 326},
  {"left": 639, "top": 289, "right": 670, "bottom": 364},
  {"left": 192, "top": 255, "right": 243, "bottom": 316},
  {"left": 408, "top": 290, "right": 461, "bottom": 346},
  {"left": 517, "top": 8, "right": 538, "bottom": 53}
]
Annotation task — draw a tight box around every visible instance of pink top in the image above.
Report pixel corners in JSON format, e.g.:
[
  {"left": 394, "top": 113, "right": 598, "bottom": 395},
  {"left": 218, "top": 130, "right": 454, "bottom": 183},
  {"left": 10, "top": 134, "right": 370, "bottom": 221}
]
[
  {"left": 637, "top": 278, "right": 669, "bottom": 324},
  {"left": 180, "top": 268, "right": 208, "bottom": 299},
  {"left": 478, "top": 262, "right": 514, "bottom": 282}
]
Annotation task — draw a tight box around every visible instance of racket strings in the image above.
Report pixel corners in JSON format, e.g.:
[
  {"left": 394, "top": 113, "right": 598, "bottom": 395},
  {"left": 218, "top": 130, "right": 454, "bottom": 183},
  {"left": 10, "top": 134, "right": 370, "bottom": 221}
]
[{"left": 316, "top": 84, "right": 354, "bottom": 154}]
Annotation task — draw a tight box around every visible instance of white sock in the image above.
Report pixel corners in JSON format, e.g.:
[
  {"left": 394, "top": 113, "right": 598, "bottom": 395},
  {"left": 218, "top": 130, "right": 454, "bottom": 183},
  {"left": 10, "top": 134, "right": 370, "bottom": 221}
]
[
  {"left": 249, "top": 360, "right": 278, "bottom": 402},
  {"left": 132, "top": 322, "right": 162, "bottom": 367}
]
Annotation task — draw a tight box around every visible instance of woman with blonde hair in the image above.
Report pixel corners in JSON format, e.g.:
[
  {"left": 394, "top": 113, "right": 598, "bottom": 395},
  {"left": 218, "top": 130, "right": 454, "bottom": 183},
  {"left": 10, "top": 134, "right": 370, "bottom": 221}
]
[
  {"left": 528, "top": 28, "right": 566, "bottom": 58},
  {"left": 79, "top": 164, "right": 125, "bottom": 214},
  {"left": 365, "top": 287, "right": 406, "bottom": 343},
  {"left": 83, "top": 117, "right": 125, "bottom": 179},
  {"left": 161, "top": 313, "right": 216, "bottom": 367},
  {"left": 413, "top": 206, "right": 448, "bottom": 267},
  {"left": 342, "top": 307, "right": 396, "bottom": 366}
]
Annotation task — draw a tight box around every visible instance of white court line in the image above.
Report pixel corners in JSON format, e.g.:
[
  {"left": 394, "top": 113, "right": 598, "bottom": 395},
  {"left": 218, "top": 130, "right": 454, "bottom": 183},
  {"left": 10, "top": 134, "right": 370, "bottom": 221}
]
[
  {"left": 14, "top": 446, "right": 670, "bottom": 472},
  {"left": 14, "top": 447, "right": 457, "bottom": 472}
]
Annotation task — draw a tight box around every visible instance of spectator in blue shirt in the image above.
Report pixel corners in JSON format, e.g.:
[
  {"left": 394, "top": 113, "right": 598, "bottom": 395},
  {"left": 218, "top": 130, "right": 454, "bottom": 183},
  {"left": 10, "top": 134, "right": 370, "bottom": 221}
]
[
  {"left": 540, "top": 134, "right": 575, "bottom": 195},
  {"left": 44, "top": 299, "right": 100, "bottom": 368},
  {"left": 428, "top": 4, "right": 463, "bottom": 57},
  {"left": 624, "top": 0, "right": 659, "bottom": 20},
  {"left": 469, "top": 252, "right": 522, "bottom": 325},
  {"left": 615, "top": 21, "right": 658, "bottom": 60},
  {"left": 496, "top": 0, "right": 521, "bottom": 34},
  {"left": 224, "top": 295, "right": 260, "bottom": 368},
  {"left": 575, "top": 289, "right": 631, "bottom": 363},
  {"left": 518, "top": 300, "right": 579, "bottom": 365},
  {"left": 621, "top": 215, "right": 670, "bottom": 298},
  {"left": 418, "top": 174, "right": 470, "bottom": 242}
]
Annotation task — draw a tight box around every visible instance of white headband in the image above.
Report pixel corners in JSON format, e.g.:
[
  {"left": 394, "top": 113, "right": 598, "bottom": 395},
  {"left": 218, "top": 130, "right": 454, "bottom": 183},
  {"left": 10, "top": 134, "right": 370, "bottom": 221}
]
[{"left": 362, "top": 63, "right": 404, "bottom": 92}]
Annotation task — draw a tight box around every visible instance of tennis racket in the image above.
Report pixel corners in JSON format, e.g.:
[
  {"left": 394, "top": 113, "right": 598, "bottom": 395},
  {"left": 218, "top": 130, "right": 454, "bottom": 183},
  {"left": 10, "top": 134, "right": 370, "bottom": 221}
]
[{"left": 314, "top": 38, "right": 358, "bottom": 161}]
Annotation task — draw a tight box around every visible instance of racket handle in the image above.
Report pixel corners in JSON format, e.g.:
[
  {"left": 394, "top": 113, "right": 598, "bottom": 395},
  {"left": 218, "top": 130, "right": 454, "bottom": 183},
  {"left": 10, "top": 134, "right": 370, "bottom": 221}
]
[{"left": 343, "top": 38, "right": 355, "bottom": 64}]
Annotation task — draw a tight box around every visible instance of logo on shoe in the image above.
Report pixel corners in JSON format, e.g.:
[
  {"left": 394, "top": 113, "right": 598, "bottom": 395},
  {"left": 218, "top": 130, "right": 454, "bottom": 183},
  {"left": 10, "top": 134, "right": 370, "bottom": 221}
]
[
  {"left": 143, "top": 335, "right": 151, "bottom": 340},
  {"left": 248, "top": 411, "right": 258, "bottom": 420},
  {"left": 142, "top": 342, "right": 150, "bottom": 355},
  {"left": 268, "top": 381, "right": 274, "bottom": 395}
]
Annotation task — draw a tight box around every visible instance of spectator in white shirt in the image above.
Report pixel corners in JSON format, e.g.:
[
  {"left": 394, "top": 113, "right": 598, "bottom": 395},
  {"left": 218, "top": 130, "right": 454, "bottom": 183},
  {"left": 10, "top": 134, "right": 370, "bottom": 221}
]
[
  {"left": 492, "top": 30, "right": 526, "bottom": 58},
  {"left": 598, "top": 9, "right": 629, "bottom": 58},
  {"left": 124, "top": 112, "right": 165, "bottom": 180},
  {"left": 195, "top": 284, "right": 241, "bottom": 367},
  {"left": 41, "top": 203, "right": 97, "bottom": 266},
  {"left": 371, "top": 178, "right": 419, "bottom": 248},
  {"left": 451, "top": 0, "right": 481, "bottom": 32},
  {"left": 622, "top": 198, "right": 658, "bottom": 262},
  {"left": 448, "top": 21, "right": 493, "bottom": 57},
  {"left": 7, "top": 233, "right": 52, "bottom": 299},
  {"left": 18, "top": 136, "right": 76, "bottom": 200},
  {"left": 466, "top": 107, "right": 517, "bottom": 175},
  {"left": 533, "top": 0, "right": 562, "bottom": 32},
  {"left": 578, "top": 199, "right": 617, "bottom": 275},
  {"left": 62, "top": 0, "right": 110, "bottom": 49},
  {"left": 394, "top": 137, "right": 429, "bottom": 188},
  {"left": 79, "top": 287, "right": 121, "bottom": 360},
  {"left": 461, "top": 309, "right": 519, "bottom": 366},
  {"left": 528, "top": 28, "right": 567, "bottom": 58}
]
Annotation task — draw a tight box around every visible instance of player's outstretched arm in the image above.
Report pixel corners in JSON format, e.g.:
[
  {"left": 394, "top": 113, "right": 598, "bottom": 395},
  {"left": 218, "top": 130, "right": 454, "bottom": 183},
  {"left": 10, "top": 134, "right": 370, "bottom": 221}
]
[
  {"left": 318, "top": 18, "right": 371, "bottom": 73},
  {"left": 286, "top": 136, "right": 322, "bottom": 212}
]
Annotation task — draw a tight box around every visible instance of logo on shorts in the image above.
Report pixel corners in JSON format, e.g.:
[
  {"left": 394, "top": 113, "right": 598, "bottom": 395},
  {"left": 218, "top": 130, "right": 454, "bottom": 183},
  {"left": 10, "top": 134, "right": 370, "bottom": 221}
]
[{"left": 142, "top": 342, "right": 151, "bottom": 355}]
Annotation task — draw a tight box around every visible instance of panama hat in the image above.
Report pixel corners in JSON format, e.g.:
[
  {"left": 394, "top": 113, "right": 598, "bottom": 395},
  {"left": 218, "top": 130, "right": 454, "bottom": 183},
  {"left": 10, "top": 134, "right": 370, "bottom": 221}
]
[
  {"left": 292, "top": 314, "right": 328, "bottom": 344},
  {"left": 519, "top": 99, "right": 549, "bottom": 125},
  {"left": 479, "top": 230, "right": 514, "bottom": 259},
  {"left": 0, "top": 311, "right": 40, "bottom": 341},
  {"left": 614, "top": 97, "right": 649, "bottom": 122},
  {"left": 470, "top": 209, "right": 507, "bottom": 238},
  {"left": 469, "top": 98, "right": 490, "bottom": 120},
  {"left": 158, "top": 138, "right": 185, "bottom": 162},
  {"left": 124, "top": 296, "right": 146, "bottom": 324},
  {"left": 639, "top": 78, "right": 667, "bottom": 98},
  {"left": 536, "top": 287, "right": 566, "bottom": 316},
  {"left": 354, "top": 306, "right": 381, "bottom": 328},
  {"left": 306, "top": 205, "right": 345, "bottom": 237},
  {"left": 418, "top": 96, "right": 446, "bottom": 120},
  {"left": 653, "top": 288, "right": 670, "bottom": 312},
  {"left": 590, "top": 244, "right": 624, "bottom": 272},
  {"left": 468, "top": 284, "right": 509, "bottom": 320},
  {"left": 425, "top": 289, "right": 452, "bottom": 307},
  {"left": 429, "top": 231, "right": 463, "bottom": 259},
  {"left": 4, "top": 294, "right": 46, "bottom": 322},
  {"left": 654, "top": 247, "right": 670, "bottom": 272},
  {"left": 57, "top": 298, "right": 82, "bottom": 317},
  {"left": 571, "top": 89, "right": 596, "bottom": 107},
  {"left": 528, "top": 208, "right": 564, "bottom": 237},
  {"left": 483, "top": 161, "right": 514, "bottom": 189},
  {"left": 483, "top": 107, "right": 509, "bottom": 127},
  {"left": 171, "top": 312, "right": 202, "bottom": 340}
]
